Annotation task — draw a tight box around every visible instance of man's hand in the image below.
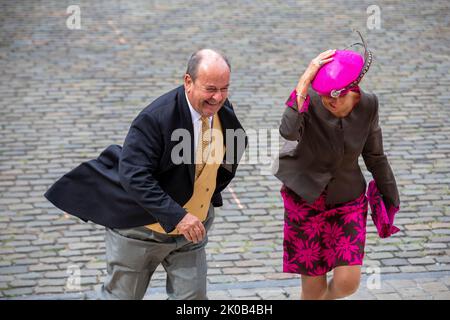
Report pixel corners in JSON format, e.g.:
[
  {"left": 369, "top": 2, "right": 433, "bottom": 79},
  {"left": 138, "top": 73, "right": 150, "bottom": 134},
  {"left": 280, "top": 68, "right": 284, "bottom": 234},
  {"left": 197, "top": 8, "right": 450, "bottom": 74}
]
[{"left": 176, "top": 213, "right": 206, "bottom": 243}]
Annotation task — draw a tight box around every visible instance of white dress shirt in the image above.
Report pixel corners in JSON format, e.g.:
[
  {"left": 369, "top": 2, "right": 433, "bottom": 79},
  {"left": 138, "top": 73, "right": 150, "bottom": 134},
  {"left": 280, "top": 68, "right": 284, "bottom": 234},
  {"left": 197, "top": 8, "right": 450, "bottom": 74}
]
[{"left": 185, "top": 92, "right": 213, "bottom": 162}]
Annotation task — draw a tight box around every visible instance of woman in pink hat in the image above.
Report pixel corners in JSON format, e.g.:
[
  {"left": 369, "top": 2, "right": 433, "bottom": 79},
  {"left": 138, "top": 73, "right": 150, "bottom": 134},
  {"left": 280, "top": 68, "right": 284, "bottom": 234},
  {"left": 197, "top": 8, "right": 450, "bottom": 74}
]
[{"left": 274, "top": 34, "right": 400, "bottom": 300}]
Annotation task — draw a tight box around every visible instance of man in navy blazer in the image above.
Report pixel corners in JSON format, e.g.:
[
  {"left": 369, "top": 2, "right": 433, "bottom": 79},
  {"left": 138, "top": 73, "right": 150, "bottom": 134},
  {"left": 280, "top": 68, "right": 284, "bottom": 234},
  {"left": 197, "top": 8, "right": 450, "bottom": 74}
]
[{"left": 45, "top": 49, "right": 246, "bottom": 299}]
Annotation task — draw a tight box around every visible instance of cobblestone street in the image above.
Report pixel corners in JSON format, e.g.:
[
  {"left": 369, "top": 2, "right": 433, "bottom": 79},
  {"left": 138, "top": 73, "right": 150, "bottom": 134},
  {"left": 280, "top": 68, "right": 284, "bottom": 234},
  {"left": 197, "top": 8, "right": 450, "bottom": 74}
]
[{"left": 1, "top": 0, "right": 449, "bottom": 299}]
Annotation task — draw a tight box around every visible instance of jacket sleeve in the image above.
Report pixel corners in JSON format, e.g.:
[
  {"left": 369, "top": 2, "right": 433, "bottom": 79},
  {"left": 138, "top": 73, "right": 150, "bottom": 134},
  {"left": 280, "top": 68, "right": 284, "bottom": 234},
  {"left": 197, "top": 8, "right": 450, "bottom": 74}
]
[
  {"left": 279, "top": 89, "right": 310, "bottom": 141},
  {"left": 118, "top": 113, "right": 187, "bottom": 233},
  {"left": 362, "top": 95, "right": 400, "bottom": 209}
]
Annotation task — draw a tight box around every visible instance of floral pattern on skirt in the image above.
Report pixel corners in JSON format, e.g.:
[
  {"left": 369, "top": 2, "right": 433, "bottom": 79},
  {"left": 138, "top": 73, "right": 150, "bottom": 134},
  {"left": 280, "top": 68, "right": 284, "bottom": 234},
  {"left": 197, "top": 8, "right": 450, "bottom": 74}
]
[{"left": 281, "top": 185, "right": 368, "bottom": 276}]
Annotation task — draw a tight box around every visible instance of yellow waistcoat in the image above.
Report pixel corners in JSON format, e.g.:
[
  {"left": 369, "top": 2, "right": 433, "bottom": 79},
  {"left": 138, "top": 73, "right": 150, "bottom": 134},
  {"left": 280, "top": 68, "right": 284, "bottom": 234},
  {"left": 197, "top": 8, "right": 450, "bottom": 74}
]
[{"left": 145, "top": 113, "right": 225, "bottom": 235}]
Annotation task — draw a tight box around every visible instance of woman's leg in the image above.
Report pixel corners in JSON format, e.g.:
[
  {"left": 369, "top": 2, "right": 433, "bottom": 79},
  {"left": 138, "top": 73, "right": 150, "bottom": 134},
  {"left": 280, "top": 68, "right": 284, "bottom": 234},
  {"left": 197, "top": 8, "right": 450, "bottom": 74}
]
[
  {"left": 322, "top": 265, "right": 361, "bottom": 300},
  {"left": 301, "top": 274, "right": 328, "bottom": 300}
]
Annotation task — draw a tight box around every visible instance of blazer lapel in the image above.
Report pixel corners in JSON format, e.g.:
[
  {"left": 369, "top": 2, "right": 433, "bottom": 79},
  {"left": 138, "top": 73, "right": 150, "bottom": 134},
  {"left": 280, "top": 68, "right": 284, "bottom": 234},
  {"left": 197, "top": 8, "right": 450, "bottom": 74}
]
[
  {"left": 176, "top": 88, "right": 246, "bottom": 181},
  {"left": 218, "top": 101, "right": 246, "bottom": 172},
  {"left": 176, "top": 86, "right": 196, "bottom": 186}
]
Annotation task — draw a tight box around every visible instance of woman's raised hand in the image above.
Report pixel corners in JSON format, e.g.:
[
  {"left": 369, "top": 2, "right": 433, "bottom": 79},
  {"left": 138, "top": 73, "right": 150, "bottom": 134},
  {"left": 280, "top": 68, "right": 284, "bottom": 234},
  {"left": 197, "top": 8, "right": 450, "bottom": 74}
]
[{"left": 296, "top": 49, "right": 336, "bottom": 100}]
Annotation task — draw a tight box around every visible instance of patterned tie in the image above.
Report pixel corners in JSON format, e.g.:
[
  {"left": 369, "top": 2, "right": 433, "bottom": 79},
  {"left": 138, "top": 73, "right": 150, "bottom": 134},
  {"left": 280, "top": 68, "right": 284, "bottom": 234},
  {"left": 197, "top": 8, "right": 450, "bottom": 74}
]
[{"left": 195, "top": 116, "right": 211, "bottom": 180}]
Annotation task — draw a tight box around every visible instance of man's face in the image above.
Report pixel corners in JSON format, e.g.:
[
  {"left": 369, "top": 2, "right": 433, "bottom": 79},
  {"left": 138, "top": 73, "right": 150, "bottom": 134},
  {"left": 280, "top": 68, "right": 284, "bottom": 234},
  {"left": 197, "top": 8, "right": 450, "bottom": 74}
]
[{"left": 184, "top": 63, "right": 230, "bottom": 117}]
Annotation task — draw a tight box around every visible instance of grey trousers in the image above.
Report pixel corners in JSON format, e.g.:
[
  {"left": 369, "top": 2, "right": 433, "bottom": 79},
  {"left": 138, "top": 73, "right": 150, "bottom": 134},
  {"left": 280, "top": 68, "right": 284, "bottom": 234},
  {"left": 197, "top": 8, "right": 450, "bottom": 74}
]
[{"left": 100, "top": 205, "right": 214, "bottom": 300}]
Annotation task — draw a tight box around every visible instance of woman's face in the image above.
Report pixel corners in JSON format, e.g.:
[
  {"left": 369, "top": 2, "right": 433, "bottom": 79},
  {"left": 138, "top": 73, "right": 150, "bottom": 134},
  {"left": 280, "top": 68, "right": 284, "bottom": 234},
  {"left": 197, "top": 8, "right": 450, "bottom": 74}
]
[{"left": 320, "top": 91, "right": 360, "bottom": 118}]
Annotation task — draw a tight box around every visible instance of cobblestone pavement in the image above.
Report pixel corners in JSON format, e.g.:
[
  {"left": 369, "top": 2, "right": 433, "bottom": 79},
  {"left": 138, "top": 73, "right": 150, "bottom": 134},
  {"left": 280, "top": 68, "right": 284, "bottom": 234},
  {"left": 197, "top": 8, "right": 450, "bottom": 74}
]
[{"left": 1, "top": 0, "right": 449, "bottom": 299}]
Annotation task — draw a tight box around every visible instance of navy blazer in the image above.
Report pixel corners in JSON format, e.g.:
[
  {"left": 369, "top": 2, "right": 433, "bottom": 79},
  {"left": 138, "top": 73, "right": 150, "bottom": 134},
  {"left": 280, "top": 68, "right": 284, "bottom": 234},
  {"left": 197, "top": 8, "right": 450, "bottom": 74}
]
[{"left": 45, "top": 86, "right": 247, "bottom": 233}]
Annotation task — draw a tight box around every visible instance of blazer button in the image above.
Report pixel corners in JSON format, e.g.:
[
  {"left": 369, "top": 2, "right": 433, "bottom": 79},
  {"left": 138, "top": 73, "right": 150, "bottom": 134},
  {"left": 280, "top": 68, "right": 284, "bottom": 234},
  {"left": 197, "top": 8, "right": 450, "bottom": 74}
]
[
  {"left": 206, "top": 188, "right": 209, "bottom": 192},
  {"left": 201, "top": 204, "right": 204, "bottom": 208}
]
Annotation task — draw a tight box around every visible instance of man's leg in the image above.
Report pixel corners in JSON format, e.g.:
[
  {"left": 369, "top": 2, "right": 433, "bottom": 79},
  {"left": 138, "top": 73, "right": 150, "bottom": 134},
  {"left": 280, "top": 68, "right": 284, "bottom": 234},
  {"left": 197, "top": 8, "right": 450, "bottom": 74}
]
[
  {"left": 100, "top": 228, "right": 168, "bottom": 300},
  {"left": 162, "top": 205, "right": 214, "bottom": 300},
  {"left": 162, "top": 238, "right": 208, "bottom": 300}
]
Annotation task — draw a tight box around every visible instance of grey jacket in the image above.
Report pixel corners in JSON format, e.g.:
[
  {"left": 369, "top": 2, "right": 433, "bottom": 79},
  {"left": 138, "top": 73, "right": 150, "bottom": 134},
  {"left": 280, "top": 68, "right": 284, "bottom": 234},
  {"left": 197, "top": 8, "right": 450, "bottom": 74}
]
[{"left": 274, "top": 88, "right": 400, "bottom": 208}]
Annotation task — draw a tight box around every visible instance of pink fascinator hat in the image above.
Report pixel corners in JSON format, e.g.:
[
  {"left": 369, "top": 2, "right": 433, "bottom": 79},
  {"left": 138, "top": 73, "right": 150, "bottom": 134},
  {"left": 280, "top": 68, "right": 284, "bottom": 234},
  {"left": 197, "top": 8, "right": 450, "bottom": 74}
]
[{"left": 311, "top": 31, "right": 373, "bottom": 98}]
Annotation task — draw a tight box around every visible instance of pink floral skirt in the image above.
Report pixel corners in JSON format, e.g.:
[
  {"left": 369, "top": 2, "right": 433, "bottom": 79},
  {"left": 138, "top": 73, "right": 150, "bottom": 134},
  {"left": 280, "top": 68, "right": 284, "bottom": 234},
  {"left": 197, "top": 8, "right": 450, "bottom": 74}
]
[{"left": 281, "top": 185, "right": 368, "bottom": 276}]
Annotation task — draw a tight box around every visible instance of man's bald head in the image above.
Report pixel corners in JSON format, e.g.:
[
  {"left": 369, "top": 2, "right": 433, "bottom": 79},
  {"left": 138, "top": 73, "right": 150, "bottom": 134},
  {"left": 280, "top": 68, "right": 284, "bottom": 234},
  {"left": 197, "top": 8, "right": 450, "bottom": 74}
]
[
  {"left": 186, "top": 49, "right": 231, "bottom": 82},
  {"left": 184, "top": 49, "right": 231, "bottom": 117}
]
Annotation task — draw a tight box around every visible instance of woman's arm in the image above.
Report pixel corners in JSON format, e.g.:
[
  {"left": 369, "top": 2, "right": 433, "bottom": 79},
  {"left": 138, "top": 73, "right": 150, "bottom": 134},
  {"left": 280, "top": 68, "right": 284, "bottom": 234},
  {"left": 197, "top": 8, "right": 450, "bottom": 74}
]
[
  {"left": 362, "top": 95, "right": 400, "bottom": 209},
  {"left": 279, "top": 89, "right": 309, "bottom": 141},
  {"left": 279, "top": 49, "right": 335, "bottom": 141}
]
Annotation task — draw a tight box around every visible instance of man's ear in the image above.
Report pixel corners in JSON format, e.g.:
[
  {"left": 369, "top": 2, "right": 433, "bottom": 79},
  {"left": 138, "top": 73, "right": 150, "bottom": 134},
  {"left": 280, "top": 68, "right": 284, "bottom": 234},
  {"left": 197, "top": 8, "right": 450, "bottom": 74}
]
[{"left": 184, "top": 74, "right": 193, "bottom": 93}]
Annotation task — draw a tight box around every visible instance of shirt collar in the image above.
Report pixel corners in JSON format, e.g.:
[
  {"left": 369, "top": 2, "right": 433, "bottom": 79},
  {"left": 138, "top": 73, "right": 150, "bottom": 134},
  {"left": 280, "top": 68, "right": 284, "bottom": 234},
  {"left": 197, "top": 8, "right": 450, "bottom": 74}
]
[{"left": 185, "top": 91, "right": 212, "bottom": 123}]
